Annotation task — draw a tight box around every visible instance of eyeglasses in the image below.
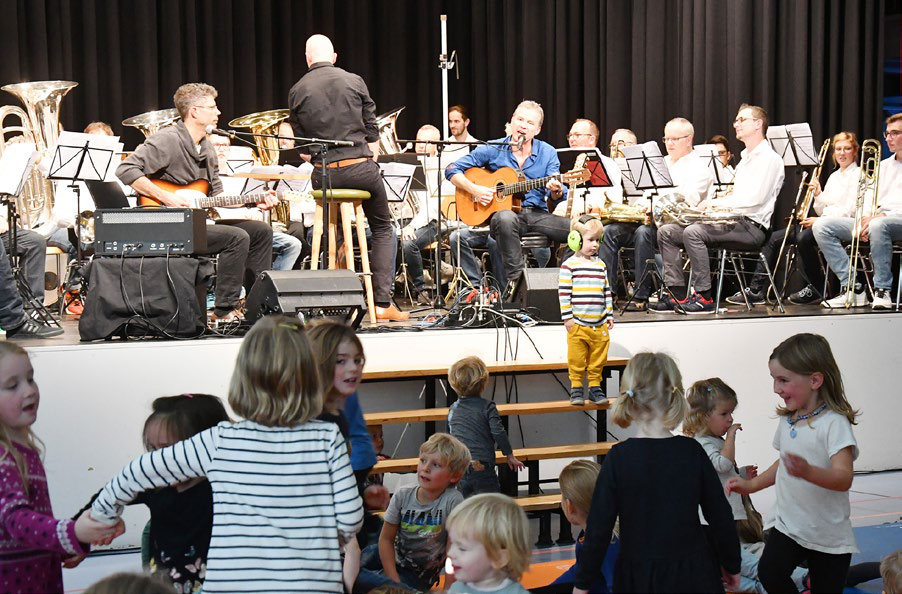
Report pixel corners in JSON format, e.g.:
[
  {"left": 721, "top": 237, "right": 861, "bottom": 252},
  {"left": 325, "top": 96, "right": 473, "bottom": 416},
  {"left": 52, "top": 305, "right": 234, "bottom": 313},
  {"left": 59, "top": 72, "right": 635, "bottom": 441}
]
[
  {"left": 194, "top": 104, "right": 218, "bottom": 111},
  {"left": 885, "top": 130, "right": 902, "bottom": 139},
  {"left": 567, "top": 133, "right": 596, "bottom": 140},
  {"left": 715, "top": 150, "right": 730, "bottom": 157},
  {"left": 733, "top": 116, "right": 756, "bottom": 125},
  {"left": 662, "top": 135, "right": 690, "bottom": 143}
]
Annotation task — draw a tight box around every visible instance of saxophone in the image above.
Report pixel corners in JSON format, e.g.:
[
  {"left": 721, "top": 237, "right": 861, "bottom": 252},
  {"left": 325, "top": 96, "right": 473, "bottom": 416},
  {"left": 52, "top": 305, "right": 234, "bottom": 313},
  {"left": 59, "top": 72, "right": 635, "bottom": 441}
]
[{"left": 590, "top": 195, "right": 649, "bottom": 224}]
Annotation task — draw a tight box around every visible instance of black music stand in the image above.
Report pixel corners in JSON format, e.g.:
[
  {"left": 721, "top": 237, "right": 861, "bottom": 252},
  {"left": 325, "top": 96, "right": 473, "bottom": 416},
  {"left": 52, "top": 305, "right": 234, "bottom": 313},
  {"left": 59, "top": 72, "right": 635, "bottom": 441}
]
[
  {"left": 556, "top": 148, "right": 614, "bottom": 215},
  {"left": 0, "top": 144, "right": 55, "bottom": 318},
  {"left": 695, "top": 144, "right": 734, "bottom": 196},
  {"left": 377, "top": 158, "right": 419, "bottom": 302},
  {"left": 618, "top": 142, "right": 684, "bottom": 314}
]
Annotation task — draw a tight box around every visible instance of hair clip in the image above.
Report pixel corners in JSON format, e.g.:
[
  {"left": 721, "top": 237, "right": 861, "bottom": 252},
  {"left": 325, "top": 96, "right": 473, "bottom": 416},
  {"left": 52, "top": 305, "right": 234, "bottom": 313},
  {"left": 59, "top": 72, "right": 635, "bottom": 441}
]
[
  {"left": 278, "top": 322, "right": 301, "bottom": 330},
  {"left": 706, "top": 387, "right": 712, "bottom": 393},
  {"left": 625, "top": 389, "right": 635, "bottom": 398}
]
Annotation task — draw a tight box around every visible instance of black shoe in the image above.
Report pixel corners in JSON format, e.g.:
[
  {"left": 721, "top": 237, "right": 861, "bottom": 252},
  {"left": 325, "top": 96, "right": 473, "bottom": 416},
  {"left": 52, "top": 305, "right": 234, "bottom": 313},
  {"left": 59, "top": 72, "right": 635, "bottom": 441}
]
[
  {"left": 629, "top": 298, "right": 648, "bottom": 312},
  {"left": 726, "top": 287, "right": 765, "bottom": 305},
  {"left": 414, "top": 289, "right": 432, "bottom": 306},
  {"left": 649, "top": 294, "right": 679, "bottom": 313},
  {"left": 788, "top": 284, "right": 821, "bottom": 305},
  {"left": 501, "top": 278, "right": 520, "bottom": 303},
  {"left": 681, "top": 293, "right": 716, "bottom": 314},
  {"left": 7, "top": 318, "right": 64, "bottom": 339}
]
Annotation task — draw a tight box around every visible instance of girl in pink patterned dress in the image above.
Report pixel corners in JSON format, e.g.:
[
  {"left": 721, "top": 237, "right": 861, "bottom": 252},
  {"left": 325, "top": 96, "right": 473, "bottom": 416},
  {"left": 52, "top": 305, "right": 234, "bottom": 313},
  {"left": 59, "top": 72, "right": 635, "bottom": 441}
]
[{"left": 0, "top": 343, "right": 122, "bottom": 593}]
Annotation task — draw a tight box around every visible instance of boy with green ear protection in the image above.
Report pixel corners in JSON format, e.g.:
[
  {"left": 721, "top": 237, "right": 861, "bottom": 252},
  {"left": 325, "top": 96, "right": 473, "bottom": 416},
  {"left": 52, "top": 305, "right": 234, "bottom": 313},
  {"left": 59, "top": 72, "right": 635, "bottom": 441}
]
[{"left": 559, "top": 215, "right": 614, "bottom": 405}]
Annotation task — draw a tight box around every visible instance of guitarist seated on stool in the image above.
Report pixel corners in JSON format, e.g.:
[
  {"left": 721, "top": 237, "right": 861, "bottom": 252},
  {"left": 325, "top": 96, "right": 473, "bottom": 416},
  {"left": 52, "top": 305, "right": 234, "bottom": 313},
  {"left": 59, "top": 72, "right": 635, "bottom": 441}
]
[
  {"left": 446, "top": 100, "right": 570, "bottom": 296},
  {"left": 117, "top": 83, "right": 278, "bottom": 323}
]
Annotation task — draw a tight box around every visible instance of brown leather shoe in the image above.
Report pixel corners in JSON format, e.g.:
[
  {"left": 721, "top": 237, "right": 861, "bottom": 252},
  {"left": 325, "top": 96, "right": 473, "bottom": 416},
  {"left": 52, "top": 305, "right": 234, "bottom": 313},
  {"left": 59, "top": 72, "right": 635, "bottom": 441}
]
[{"left": 374, "top": 304, "right": 410, "bottom": 322}]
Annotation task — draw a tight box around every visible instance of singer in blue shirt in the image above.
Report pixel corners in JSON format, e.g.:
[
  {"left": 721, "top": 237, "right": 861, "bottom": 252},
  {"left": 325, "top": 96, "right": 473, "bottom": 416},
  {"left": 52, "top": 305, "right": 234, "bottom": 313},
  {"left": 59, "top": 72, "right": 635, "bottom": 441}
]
[{"left": 446, "top": 101, "right": 571, "bottom": 292}]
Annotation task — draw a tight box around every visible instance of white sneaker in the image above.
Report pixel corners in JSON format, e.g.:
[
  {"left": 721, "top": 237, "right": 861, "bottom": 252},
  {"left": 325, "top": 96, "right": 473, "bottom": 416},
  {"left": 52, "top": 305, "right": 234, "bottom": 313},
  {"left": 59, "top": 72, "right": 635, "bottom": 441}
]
[
  {"left": 822, "top": 289, "right": 867, "bottom": 308},
  {"left": 872, "top": 289, "right": 894, "bottom": 310}
]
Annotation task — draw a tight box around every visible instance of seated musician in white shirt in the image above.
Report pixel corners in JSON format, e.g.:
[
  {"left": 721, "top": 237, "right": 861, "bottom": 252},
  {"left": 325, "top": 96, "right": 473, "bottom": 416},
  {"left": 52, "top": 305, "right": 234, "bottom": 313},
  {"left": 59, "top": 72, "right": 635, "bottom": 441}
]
[
  {"left": 652, "top": 104, "right": 784, "bottom": 314},
  {"left": 728, "top": 132, "right": 860, "bottom": 307},
  {"left": 814, "top": 114, "right": 902, "bottom": 309}
]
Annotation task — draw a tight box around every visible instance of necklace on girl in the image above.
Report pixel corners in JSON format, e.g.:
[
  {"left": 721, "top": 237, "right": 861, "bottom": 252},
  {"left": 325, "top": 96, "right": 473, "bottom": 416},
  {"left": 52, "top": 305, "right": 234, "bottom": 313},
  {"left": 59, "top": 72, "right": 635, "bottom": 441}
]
[{"left": 787, "top": 403, "right": 828, "bottom": 438}]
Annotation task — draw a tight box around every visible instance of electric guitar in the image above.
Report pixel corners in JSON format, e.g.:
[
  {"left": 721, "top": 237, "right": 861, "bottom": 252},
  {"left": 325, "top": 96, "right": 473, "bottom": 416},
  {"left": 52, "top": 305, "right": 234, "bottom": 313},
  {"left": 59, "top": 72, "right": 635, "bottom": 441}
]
[
  {"left": 454, "top": 166, "right": 590, "bottom": 226},
  {"left": 138, "top": 178, "right": 303, "bottom": 209}
]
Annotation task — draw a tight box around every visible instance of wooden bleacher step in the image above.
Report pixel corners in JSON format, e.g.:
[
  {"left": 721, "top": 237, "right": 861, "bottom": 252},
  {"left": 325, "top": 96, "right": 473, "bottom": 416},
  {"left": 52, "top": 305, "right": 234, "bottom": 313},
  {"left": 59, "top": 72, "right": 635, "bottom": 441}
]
[
  {"left": 372, "top": 441, "right": 616, "bottom": 474},
  {"left": 361, "top": 356, "right": 630, "bottom": 381},
  {"left": 364, "top": 398, "right": 616, "bottom": 426}
]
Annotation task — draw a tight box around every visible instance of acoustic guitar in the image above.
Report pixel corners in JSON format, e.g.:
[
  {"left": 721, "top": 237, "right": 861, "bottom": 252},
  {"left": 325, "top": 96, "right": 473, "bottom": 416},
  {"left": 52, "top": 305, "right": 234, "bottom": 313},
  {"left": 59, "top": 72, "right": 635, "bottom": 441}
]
[{"left": 453, "top": 166, "right": 590, "bottom": 226}]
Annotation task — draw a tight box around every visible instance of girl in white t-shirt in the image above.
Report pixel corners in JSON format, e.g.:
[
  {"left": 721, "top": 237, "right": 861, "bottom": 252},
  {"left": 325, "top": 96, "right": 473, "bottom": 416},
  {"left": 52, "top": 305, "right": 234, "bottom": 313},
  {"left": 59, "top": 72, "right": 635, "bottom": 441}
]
[{"left": 727, "top": 333, "right": 859, "bottom": 594}]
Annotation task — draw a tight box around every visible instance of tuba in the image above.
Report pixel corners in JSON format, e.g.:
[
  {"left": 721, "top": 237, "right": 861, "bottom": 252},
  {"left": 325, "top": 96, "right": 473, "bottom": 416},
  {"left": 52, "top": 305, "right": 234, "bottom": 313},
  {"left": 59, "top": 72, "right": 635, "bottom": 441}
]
[
  {"left": 122, "top": 108, "right": 181, "bottom": 138},
  {"left": 845, "top": 139, "right": 881, "bottom": 307},
  {"left": 0, "top": 80, "right": 78, "bottom": 229},
  {"left": 229, "top": 109, "right": 292, "bottom": 227},
  {"left": 375, "top": 106, "right": 406, "bottom": 155},
  {"left": 652, "top": 192, "right": 745, "bottom": 227},
  {"left": 228, "top": 109, "right": 289, "bottom": 167}
]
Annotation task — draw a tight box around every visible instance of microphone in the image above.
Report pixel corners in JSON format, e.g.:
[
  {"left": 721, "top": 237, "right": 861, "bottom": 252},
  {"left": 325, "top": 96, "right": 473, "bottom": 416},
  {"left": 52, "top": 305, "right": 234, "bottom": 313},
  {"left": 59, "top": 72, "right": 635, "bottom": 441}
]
[
  {"left": 514, "top": 135, "right": 525, "bottom": 151},
  {"left": 206, "top": 125, "right": 236, "bottom": 139}
]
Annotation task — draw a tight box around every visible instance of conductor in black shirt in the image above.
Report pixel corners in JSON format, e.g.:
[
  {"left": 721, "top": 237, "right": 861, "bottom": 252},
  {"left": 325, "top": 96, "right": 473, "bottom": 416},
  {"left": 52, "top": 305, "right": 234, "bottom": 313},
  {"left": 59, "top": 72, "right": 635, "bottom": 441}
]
[{"left": 288, "top": 34, "right": 408, "bottom": 322}]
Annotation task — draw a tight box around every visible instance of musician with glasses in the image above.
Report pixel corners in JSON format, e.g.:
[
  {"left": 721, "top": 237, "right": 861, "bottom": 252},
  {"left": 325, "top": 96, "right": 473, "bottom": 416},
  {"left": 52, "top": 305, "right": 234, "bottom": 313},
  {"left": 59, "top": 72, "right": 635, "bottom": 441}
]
[
  {"left": 552, "top": 119, "right": 623, "bottom": 217},
  {"left": 608, "top": 128, "right": 638, "bottom": 157},
  {"left": 728, "top": 132, "right": 860, "bottom": 307},
  {"left": 117, "top": 83, "right": 276, "bottom": 323},
  {"left": 603, "top": 117, "right": 712, "bottom": 310},
  {"left": 652, "top": 104, "right": 784, "bottom": 314},
  {"left": 446, "top": 100, "right": 569, "bottom": 296},
  {"left": 289, "top": 34, "right": 407, "bottom": 322},
  {"left": 707, "top": 134, "right": 735, "bottom": 173},
  {"left": 813, "top": 114, "right": 902, "bottom": 310}
]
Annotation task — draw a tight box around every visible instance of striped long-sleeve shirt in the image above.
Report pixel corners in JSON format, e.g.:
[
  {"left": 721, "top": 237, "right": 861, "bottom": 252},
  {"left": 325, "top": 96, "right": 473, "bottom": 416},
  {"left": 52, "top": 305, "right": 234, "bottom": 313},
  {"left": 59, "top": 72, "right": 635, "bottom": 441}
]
[
  {"left": 92, "top": 420, "right": 363, "bottom": 593},
  {"left": 559, "top": 255, "right": 613, "bottom": 326}
]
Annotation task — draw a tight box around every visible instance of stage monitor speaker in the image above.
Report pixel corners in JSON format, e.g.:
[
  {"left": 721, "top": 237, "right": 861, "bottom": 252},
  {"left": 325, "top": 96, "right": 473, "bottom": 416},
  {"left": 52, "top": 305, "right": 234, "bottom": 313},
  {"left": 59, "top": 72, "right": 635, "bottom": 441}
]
[
  {"left": 512, "top": 268, "right": 561, "bottom": 322},
  {"left": 244, "top": 269, "right": 367, "bottom": 328}
]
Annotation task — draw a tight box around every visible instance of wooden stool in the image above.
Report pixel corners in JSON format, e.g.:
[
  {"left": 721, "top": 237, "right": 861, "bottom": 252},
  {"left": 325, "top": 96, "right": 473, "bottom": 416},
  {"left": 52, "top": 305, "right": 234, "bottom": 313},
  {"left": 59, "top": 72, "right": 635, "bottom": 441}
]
[{"left": 310, "top": 189, "right": 377, "bottom": 324}]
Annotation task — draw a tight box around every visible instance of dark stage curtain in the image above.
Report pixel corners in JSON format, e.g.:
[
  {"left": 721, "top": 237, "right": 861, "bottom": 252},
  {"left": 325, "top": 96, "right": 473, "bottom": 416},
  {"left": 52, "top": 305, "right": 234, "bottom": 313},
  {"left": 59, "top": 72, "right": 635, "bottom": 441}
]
[{"left": 0, "top": 0, "right": 885, "bottom": 161}]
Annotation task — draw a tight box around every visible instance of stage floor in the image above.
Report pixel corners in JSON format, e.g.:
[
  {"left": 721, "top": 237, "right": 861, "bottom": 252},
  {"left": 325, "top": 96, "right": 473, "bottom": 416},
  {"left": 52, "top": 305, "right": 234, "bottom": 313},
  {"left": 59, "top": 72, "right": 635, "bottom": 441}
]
[{"left": 15, "top": 296, "right": 899, "bottom": 348}]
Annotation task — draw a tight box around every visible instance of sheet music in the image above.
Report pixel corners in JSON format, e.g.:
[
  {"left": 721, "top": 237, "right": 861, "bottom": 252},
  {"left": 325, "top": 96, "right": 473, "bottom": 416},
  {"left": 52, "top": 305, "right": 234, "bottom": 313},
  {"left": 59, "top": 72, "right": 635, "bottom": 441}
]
[
  {"left": 694, "top": 143, "right": 735, "bottom": 185},
  {"left": 225, "top": 146, "right": 256, "bottom": 175},
  {"left": 767, "top": 123, "right": 817, "bottom": 166},
  {"left": 420, "top": 155, "right": 456, "bottom": 199},
  {"left": 0, "top": 143, "right": 38, "bottom": 197},
  {"left": 379, "top": 162, "right": 417, "bottom": 203},
  {"left": 48, "top": 131, "right": 121, "bottom": 182},
  {"left": 621, "top": 141, "right": 673, "bottom": 190}
]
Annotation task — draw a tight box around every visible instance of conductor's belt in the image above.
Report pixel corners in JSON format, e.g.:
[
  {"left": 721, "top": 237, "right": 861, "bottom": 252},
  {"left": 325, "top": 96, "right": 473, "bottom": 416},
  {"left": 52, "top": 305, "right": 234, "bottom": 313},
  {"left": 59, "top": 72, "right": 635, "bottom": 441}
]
[{"left": 314, "top": 157, "right": 370, "bottom": 169}]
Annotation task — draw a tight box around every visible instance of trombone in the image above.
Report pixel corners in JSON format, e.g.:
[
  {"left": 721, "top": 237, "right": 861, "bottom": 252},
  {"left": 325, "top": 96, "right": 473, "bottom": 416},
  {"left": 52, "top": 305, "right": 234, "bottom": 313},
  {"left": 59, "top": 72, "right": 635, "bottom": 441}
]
[{"left": 845, "top": 139, "right": 881, "bottom": 308}]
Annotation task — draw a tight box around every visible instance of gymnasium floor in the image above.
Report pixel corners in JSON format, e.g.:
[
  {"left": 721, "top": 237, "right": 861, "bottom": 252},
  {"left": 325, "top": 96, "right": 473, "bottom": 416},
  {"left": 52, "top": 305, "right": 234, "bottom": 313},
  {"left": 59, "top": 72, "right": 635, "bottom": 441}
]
[{"left": 64, "top": 470, "right": 902, "bottom": 593}]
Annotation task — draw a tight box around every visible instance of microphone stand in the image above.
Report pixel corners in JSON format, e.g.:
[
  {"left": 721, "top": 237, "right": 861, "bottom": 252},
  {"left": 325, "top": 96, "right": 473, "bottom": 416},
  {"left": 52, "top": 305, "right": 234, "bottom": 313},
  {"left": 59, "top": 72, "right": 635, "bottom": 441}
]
[
  {"left": 395, "top": 137, "right": 520, "bottom": 311},
  {"left": 225, "top": 129, "right": 353, "bottom": 271}
]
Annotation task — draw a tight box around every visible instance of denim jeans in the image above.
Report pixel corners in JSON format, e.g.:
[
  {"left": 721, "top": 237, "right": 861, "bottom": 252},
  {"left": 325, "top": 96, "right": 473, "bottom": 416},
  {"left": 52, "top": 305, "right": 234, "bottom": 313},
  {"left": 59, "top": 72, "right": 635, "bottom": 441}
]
[
  {"left": 598, "top": 222, "right": 658, "bottom": 298},
  {"left": 867, "top": 215, "right": 902, "bottom": 289},
  {"left": 811, "top": 217, "right": 855, "bottom": 287},
  {"left": 401, "top": 221, "right": 439, "bottom": 291},
  {"left": 354, "top": 543, "right": 428, "bottom": 593},
  {"left": 272, "top": 231, "right": 302, "bottom": 270},
  {"left": 448, "top": 227, "right": 505, "bottom": 287},
  {"left": 458, "top": 465, "right": 501, "bottom": 497},
  {"left": 0, "top": 238, "right": 26, "bottom": 330}
]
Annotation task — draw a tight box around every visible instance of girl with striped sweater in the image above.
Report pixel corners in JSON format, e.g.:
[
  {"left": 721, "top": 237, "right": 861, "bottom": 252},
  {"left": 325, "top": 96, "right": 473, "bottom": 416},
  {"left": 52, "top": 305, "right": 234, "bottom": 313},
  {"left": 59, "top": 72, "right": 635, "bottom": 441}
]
[{"left": 89, "top": 317, "right": 364, "bottom": 593}]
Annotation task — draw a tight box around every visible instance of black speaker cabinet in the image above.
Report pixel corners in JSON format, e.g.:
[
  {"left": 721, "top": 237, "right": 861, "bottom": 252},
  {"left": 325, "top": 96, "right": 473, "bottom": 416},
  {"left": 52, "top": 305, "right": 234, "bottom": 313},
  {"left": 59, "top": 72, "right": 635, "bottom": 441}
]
[
  {"left": 513, "top": 268, "right": 561, "bottom": 322},
  {"left": 244, "top": 269, "right": 367, "bottom": 328}
]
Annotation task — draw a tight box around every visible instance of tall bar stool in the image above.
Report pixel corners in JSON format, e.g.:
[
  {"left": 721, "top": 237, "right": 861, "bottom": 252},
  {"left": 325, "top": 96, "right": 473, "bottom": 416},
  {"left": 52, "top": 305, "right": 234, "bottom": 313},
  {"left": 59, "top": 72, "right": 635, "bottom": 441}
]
[{"left": 310, "top": 189, "right": 377, "bottom": 324}]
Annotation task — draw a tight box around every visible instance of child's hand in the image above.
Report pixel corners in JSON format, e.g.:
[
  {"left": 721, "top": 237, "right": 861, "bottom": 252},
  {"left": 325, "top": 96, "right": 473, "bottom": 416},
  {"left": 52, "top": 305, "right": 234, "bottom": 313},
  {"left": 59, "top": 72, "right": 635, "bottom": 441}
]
[
  {"left": 721, "top": 568, "right": 740, "bottom": 591},
  {"left": 725, "top": 423, "right": 742, "bottom": 438},
  {"left": 782, "top": 453, "right": 811, "bottom": 479},
  {"left": 363, "top": 485, "right": 390, "bottom": 511},
  {"left": 74, "top": 511, "right": 125, "bottom": 545},
  {"left": 564, "top": 319, "right": 575, "bottom": 332},
  {"left": 62, "top": 554, "right": 87, "bottom": 569},
  {"left": 741, "top": 464, "right": 758, "bottom": 479},
  {"left": 507, "top": 454, "right": 525, "bottom": 471},
  {"left": 725, "top": 477, "right": 749, "bottom": 496},
  {"left": 606, "top": 317, "right": 614, "bottom": 329}
]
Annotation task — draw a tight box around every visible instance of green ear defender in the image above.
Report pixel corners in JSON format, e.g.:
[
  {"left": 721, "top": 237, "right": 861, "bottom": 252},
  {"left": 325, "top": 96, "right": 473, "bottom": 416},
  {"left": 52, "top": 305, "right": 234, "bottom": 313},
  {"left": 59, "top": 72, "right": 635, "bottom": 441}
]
[{"left": 567, "top": 214, "right": 601, "bottom": 252}]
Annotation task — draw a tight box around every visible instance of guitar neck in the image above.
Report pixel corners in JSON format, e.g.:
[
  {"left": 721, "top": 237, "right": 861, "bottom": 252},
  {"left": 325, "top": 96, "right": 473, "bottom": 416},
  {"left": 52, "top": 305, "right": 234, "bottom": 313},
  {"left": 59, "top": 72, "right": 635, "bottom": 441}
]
[
  {"left": 500, "top": 173, "right": 561, "bottom": 196},
  {"left": 194, "top": 193, "right": 268, "bottom": 208}
]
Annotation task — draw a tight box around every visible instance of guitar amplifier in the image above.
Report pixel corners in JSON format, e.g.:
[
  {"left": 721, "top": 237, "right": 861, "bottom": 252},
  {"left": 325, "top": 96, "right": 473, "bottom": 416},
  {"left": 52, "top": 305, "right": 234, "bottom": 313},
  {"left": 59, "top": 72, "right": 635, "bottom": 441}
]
[{"left": 94, "top": 208, "right": 208, "bottom": 256}]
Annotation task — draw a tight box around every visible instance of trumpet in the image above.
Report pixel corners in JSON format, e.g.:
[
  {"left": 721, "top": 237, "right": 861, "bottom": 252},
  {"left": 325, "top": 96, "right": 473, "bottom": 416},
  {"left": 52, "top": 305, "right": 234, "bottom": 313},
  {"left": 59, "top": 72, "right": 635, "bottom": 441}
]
[{"left": 845, "top": 139, "right": 881, "bottom": 307}]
